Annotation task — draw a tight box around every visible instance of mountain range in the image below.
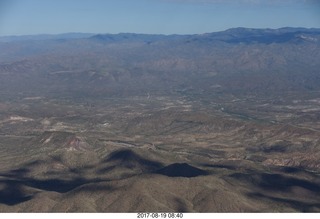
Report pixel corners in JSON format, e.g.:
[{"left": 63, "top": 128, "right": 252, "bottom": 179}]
[{"left": 0, "top": 27, "right": 320, "bottom": 212}]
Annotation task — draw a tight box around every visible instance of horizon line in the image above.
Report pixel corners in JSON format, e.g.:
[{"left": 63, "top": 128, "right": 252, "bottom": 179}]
[{"left": 1, "top": 26, "right": 320, "bottom": 38}]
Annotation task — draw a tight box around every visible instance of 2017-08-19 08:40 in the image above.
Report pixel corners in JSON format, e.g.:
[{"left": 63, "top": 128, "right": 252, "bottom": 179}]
[{"left": 137, "top": 213, "right": 183, "bottom": 218}]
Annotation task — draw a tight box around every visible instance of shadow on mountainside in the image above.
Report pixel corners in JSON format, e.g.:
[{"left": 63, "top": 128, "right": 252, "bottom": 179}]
[
  {"left": 229, "top": 172, "right": 320, "bottom": 212},
  {"left": 229, "top": 172, "right": 320, "bottom": 193},
  {"left": 247, "top": 192, "right": 320, "bottom": 212},
  {"left": 98, "top": 149, "right": 163, "bottom": 174},
  {"left": 0, "top": 164, "right": 111, "bottom": 206},
  {"left": 0, "top": 172, "right": 113, "bottom": 206},
  {"left": 0, "top": 180, "right": 33, "bottom": 206},
  {"left": 0, "top": 149, "right": 164, "bottom": 206},
  {"left": 154, "top": 163, "right": 208, "bottom": 178},
  {"left": 104, "top": 149, "right": 163, "bottom": 168}
]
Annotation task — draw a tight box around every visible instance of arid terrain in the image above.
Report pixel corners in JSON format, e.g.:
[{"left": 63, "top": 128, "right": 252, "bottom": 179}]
[{"left": 0, "top": 28, "right": 320, "bottom": 212}]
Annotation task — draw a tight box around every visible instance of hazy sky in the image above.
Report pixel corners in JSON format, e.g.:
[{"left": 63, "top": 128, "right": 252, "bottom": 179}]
[{"left": 0, "top": 0, "right": 319, "bottom": 36}]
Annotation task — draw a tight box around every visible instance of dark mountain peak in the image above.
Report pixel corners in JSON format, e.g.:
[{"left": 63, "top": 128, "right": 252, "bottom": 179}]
[
  {"left": 106, "top": 149, "right": 138, "bottom": 162},
  {"left": 155, "top": 163, "right": 208, "bottom": 178},
  {"left": 104, "top": 149, "right": 163, "bottom": 170}
]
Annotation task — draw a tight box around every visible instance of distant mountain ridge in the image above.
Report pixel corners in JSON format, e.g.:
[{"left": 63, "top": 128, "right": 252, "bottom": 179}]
[
  {"left": 0, "top": 33, "right": 95, "bottom": 42},
  {"left": 200, "top": 27, "right": 320, "bottom": 44},
  {"left": 89, "top": 27, "right": 320, "bottom": 44},
  {"left": 1, "top": 27, "right": 320, "bottom": 43},
  {"left": 1, "top": 27, "right": 320, "bottom": 98}
]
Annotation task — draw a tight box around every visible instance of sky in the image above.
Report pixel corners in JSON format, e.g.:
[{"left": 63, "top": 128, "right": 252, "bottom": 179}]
[{"left": 0, "top": 0, "right": 319, "bottom": 36}]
